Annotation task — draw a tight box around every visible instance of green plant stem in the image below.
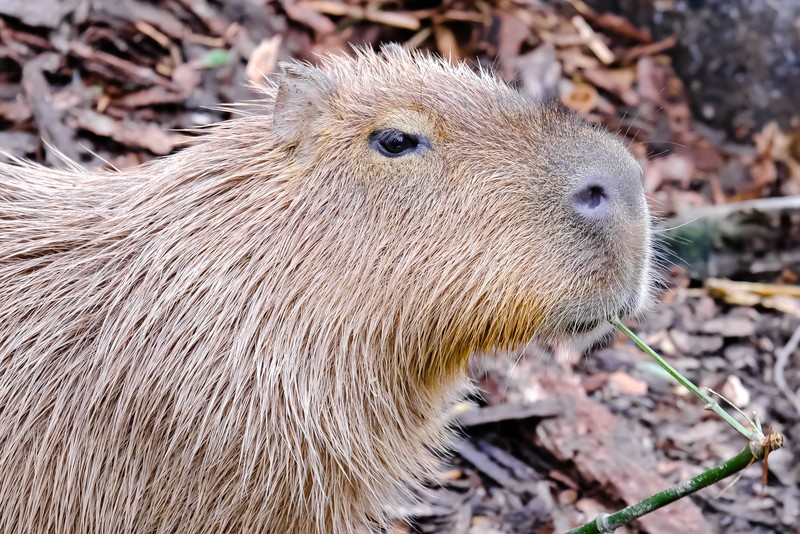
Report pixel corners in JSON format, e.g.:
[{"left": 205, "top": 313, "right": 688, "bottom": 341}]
[
  {"left": 566, "top": 446, "right": 757, "bottom": 534},
  {"left": 614, "top": 321, "right": 753, "bottom": 439}
]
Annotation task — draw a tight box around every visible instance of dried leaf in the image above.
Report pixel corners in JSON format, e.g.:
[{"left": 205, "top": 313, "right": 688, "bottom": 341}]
[
  {"left": 608, "top": 371, "right": 648, "bottom": 396},
  {"left": 700, "top": 317, "right": 757, "bottom": 338},
  {"left": 720, "top": 375, "right": 750, "bottom": 408},
  {"left": 433, "top": 24, "right": 459, "bottom": 61},
  {"left": 753, "top": 122, "right": 800, "bottom": 195},
  {"left": 622, "top": 36, "right": 678, "bottom": 63},
  {"left": 647, "top": 154, "right": 695, "bottom": 188},
  {"left": 497, "top": 12, "right": 530, "bottom": 80},
  {"left": 283, "top": 1, "right": 336, "bottom": 34},
  {"left": 592, "top": 12, "right": 651, "bottom": 43},
  {"left": 0, "top": 98, "right": 32, "bottom": 122},
  {"left": 456, "top": 401, "right": 559, "bottom": 427},
  {"left": 70, "top": 108, "right": 182, "bottom": 155},
  {"left": 560, "top": 83, "right": 598, "bottom": 113},
  {"left": 0, "top": 0, "right": 78, "bottom": 29},
  {"left": 0, "top": 131, "right": 38, "bottom": 158},
  {"left": 246, "top": 35, "right": 282, "bottom": 85},
  {"left": 301, "top": 1, "right": 357, "bottom": 17},
  {"left": 366, "top": 9, "right": 421, "bottom": 31},
  {"left": 70, "top": 41, "right": 172, "bottom": 88},
  {"left": 582, "top": 67, "right": 638, "bottom": 106},
  {"left": 171, "top": 64, "right": 202, "bottom": 98},
  {"left": 517, "top": 43, "right": 561, "bottom": 101}
]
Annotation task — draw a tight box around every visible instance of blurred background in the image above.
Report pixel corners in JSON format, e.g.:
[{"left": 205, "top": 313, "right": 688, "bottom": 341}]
[{"left": 1, "top": 1, "right": 798, "bottom": 532}]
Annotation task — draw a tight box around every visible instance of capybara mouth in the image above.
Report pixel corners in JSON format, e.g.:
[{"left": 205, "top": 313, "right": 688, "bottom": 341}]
[
  {"left": 565, "top": 317, "right": 604, "bottom": 334},
  {"left": 557, "top": 298, "right": 641, "bottom": 338}
]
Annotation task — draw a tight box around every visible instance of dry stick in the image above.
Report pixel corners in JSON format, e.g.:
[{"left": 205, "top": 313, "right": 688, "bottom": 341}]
[
  {"left": 664, "top": 195, "right": 800, "bottom": 228},
  {"left": 566, "top": 322, "right": 786, "bottom": 533}
]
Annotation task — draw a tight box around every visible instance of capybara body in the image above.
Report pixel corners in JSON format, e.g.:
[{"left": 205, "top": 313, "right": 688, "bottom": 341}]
[{"left": 0, "top": 46, "right": 651, "bottom": 532}]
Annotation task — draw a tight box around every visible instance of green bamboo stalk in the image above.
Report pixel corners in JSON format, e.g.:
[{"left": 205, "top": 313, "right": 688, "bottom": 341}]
[
  {"left": 563, "top": 322, "right": 785, "bottom": 533},
  {"left": 614, "top": 321, "right": 754, "bottom": 439},
  {"left": 565, "top": 445, "right": 758, "bottom": 534}
]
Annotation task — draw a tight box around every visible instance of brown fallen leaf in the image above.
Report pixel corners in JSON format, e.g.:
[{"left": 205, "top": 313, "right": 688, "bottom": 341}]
[
  {"left": 0, "top": 98, "right": 32, "bottom": 123},
  {"left": 753, "top": 122, "right": 800, "bottom": 195},
  {"left": 646, "top": 154, "right": 696, "bottom": 189},
  {"left": 622, "top": 36, "right": 678, "bottom": 63},
  {"left": 0, "top": 131, "right": 39, "bottom": 159},
  {"left": 0, "top": 0, "right": 77, "bottom": 29},
  {"left": 700, "top": 316, "right": 757, "bottom": 338},
  {"left": 581, "top": 372, "right": 610, "bottom": 393},
  {"left": 517, "top": 43, "right": 561, "bottom": 101},
  {"left": 22, "top": 52, "right": 82, "bottom": 167},
  {"left": 365, "top": 8, "right": 421, "bottom": 31},
  {"left": 69, "top": 108, "right": 182, "bottom": 155},
  {"left": 171, "top": 64, "right": 202, "bottom": 99},
  {"left": 92, "top": 0, "right": 185, "bottom": 40},
  {"left": 608, "top": 371, "right": 648, "bottom": 396},
  {"left": 497, "top": 11, "right": 531, "bottom": 80},
  {"left": 433, "top": 24, "right": 459, "bottom": 61},
  {"left": 567, "top": 0, "right": 650, "bottom": 42},
  {"left": 561, "top": 83, "right": 599, "bottom": 113},
  {"left": 451, "top": 440, "right": 535, "bottom": 494},
  {"left": 135, "top": 21, "right": 172, "bottom": 50},
  {"left": 301, "top": 0, "right": 358, "bottom": 17},
  {"left": 557, "top": 45, "right": 602, "bottom": 75},
  {"left": 246, "top": 35, "right": 282, "bottom": 85},
  {"left": 720, "top": 375, "right": 750, "bottom": 408},
  {"left": 70, "top": 42, "right": 173, "bottom": 88},
  {"left": 113, "top": 85, "right": 189, "bottom": 110},
  {"left": 706, "top": 278, "right": 800, "bottom": 301},
  {"left": 582, "top": 67, "right": 638, "bottom": 106},
  {"left": 669, "top": 330, "right": 724, "bottom": 355},
  {"left": 592, "top": 12, "right": 651, "bottom": 43},
  {"left": 283, "top": 1, "right": 336, "bottom": 35},
  {"left": 761, "top": 296, "right": 800, "bottom": 316},
  {"left": 435, "top": 10, "right": 487, "bottom": 24}
]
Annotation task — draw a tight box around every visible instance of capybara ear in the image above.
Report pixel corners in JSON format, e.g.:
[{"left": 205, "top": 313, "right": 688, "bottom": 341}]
[{"left": 273, "top": 62, "right": 331, "bottom": 143}]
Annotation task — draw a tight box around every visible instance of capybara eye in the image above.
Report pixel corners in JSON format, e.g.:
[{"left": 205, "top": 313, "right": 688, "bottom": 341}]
[{"left": 369, "top": 129, "right": 424, "bottom": 157}]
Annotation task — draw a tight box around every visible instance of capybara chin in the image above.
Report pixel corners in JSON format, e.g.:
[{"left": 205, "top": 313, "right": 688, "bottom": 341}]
[{"left": 0, "top": 45, "right": 652, "bottom": 532}]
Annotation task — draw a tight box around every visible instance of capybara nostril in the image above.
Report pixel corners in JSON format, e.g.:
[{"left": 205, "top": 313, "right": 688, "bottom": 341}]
[
  {"left": 573, "top": 184, "right": 607, "bottom": 210},
  {"left": 571, "top": 176, "right": 613, "bottom": 220}
]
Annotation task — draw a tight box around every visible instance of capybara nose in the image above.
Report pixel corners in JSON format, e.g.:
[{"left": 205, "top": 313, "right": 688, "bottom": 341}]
[
  {"left": 570, "top": 166, "right": 644, "bottom": 224},
  {"left": 570, "top": 174, "right": 615, "bottom": 221}
]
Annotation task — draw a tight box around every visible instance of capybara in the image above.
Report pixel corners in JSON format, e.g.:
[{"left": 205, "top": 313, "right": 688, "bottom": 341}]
[{"left": 0, "top": 45, "right": 652, "bottom": 532}]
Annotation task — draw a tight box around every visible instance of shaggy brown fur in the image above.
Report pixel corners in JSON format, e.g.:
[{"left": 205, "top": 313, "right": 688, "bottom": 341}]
[{"left": 0, "top": 46, "right": 652, "bottom": 532}]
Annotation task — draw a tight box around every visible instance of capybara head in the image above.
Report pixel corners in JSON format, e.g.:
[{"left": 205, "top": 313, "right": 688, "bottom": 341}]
[
  {"left": 271, "top": 45, "right": 651, "bottom": 356},
  {"left": 0, "top": 45, "right": 651, "bottom": 533}
]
